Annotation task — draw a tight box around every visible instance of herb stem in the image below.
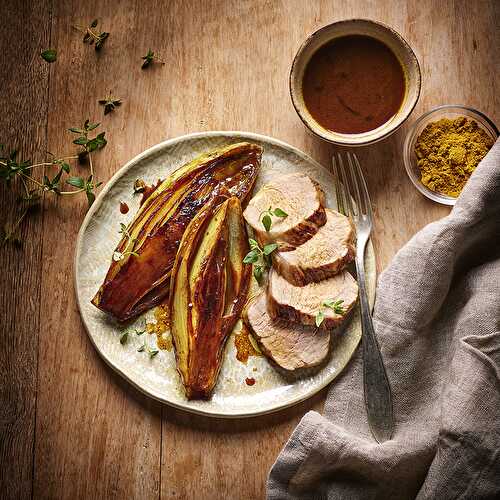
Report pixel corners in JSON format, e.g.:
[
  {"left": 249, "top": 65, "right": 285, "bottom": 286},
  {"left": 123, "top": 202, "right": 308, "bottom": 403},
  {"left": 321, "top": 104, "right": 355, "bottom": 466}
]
[
  {"left": 59, "top": 188, "right": 86, "bottom": 196},
  {"left": 23, "top": 156, "right": 79, "bottom": 170},
  {"left": 20, "top": 174, "right": 30, "bottom": 197},
  {"left": 88, "top": 152, "right": 95, "bottom": 190},
  {"left": 20, "top": 173, "right": 44, "bottom": 188}
]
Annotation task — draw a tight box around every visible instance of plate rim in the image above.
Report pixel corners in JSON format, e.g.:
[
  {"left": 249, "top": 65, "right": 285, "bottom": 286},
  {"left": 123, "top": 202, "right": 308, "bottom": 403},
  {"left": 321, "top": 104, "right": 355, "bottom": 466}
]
[{"left": 74, "top": 130, "right": 376, "bottom": 418}]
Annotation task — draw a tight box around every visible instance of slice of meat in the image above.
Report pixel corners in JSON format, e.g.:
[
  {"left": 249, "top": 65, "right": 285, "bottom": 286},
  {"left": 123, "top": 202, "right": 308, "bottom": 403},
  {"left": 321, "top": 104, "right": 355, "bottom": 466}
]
[
  {"left": 243, "top": 173, "right": 326, "bottom": 248},
  {"left": 268, "top": 269, "right": 358, "bottom": 330},
  {"left": 273, "top": 208, "right": 356, "bottom": 286},
  {"left": 244, "top": 294, "right": 330, "bottom": 371}
]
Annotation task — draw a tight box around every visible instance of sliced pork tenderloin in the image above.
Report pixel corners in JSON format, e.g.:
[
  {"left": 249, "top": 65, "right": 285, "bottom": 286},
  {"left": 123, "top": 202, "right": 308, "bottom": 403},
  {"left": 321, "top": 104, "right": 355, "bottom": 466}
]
[
  {"left": 244, "top": 294, "right": 330, "bottom": 372},
  {"left": 243, "top": 173, "right": 326, "bottom": 248},
  {"left": 267, "top": 269, "right": 358, "bottom": 330},
  {"left": 273, "top": 208, "right": 356, "bottom": 286}
]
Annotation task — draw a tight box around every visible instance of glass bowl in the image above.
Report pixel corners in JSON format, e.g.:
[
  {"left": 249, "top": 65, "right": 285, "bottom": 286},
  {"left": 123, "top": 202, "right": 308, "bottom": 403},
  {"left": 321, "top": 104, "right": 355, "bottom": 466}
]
[{"left": 403, "top": 105, "right": 498, "bottom": 205}]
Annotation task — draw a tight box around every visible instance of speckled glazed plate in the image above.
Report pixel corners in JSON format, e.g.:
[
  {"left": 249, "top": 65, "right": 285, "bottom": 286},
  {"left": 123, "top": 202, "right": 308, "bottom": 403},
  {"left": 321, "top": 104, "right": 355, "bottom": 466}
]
[{"left": 74, "top": 131, "right": 376, "bottom": 418}]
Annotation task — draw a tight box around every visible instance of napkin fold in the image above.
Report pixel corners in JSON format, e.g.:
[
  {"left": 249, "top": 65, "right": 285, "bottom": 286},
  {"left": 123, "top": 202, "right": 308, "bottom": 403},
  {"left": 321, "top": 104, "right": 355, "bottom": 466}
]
[{"left": 268, "top": 139, "right": 500, "bottom": 500}]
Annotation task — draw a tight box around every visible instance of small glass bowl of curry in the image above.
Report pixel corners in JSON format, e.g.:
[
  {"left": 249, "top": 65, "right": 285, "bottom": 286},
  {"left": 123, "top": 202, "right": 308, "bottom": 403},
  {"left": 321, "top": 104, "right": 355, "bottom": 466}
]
[
  {"left": 403, "top": 105, "right": 498, "bottom": 205},
  {"left": 290, "top": 19, "right": 421, "bottom": 147}
]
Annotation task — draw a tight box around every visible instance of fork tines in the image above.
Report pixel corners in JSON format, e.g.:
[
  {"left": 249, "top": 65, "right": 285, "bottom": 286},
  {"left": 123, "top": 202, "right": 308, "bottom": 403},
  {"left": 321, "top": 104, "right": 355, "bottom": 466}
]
[{"left": 332, "top": 152, "right": 373, "bottom": 221}]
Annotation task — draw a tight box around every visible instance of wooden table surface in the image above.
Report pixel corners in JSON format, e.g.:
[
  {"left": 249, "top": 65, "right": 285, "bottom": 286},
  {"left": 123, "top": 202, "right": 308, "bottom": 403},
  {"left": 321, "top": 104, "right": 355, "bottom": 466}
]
[{"left": 1, "top": 1, "right": 498, "bottom": 498}]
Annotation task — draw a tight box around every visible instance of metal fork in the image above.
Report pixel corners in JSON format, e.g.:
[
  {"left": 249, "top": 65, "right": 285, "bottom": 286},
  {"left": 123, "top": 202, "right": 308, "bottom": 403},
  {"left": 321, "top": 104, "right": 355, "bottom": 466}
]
[{"left": 332, "top": 152, "right": 393, "bottom": 443}]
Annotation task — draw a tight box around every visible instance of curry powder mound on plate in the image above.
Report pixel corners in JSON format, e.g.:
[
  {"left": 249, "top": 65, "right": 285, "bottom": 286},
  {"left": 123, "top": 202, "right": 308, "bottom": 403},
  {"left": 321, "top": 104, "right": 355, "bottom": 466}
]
[{"left": 415, "top": 116, "right": 494, "bottom": 197}]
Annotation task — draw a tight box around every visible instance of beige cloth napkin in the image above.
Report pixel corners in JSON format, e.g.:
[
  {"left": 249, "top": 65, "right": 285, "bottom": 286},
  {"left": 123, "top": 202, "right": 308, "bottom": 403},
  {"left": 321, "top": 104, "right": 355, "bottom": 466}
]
[{"left": 268, "top": 139, "right": 500, "bottom": 500}]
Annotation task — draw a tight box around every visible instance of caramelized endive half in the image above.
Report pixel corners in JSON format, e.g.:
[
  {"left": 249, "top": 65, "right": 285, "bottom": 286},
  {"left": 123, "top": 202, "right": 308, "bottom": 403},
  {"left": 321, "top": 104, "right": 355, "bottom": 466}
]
[
  {"left": 91, "top": 142, "right": 261, "bottom": 322},
  {"left": 170, "top": 197, "right": 251, "bottom": 399}
]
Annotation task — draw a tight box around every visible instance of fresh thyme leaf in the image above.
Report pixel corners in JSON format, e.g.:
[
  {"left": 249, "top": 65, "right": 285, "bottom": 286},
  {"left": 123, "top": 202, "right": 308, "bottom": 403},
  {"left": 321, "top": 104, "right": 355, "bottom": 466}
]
[
  {"left": 141, "top": 49, "right": 154, "bottom": 68},
  {"left": 119, "top": 331, "right": 129, "bottom": 344},
  {"left": 323, "top": 299, "right": 345, "bottom": 315},
  {"left": 141, "top": 49, "right": 165, "bottom": 69},
  {"left": 86, "top": 190, "right": 95, "bottom": 206},
  {"left": 95, "top": 32, "right": 109, "bottom": 50},
  {"left": 73, "top": 136, "right": 88, "bottom": 146},
  {"left": 243, "top": 238, "right": 278, "bottom": 283},
  {"left": 0, "top": 150, "right": 32, "bottom": 186},
  {"left": 273, "top": 207, "right": 288, "bottom": 218},
  {"left": 98, "top": 91, "right": 122, "bottom": 115},
  {"left": 261, "top": 214, "right": 272, "bottom": 232},
  {"left": 68, "top": 127, "right": 84, "bottom": 134},
  {"left": 248, "top": 238, "right": 260, "bottom": 249},
  {"left": 263, "top": 243, "right": 278, "bottom": 255},
  {"left": 243, "top": 249, "right": 259, "bottom": 264},
  {"left": 260, "top": 207, "right": 287, "bottom": 232},
  {"left": 137, "top": 338, "right": 159, "bottom": 358},
  {"left": 85, "top": 121, "right": 100, "bottom": 132},
  {"left": 315, "top": 310, "right": 325, "bottom": 328},
  {"left": 253, "top": 265, "right": 264, "bottom": 284},
  {"left": 66, "top": 176, "right": 85, "bottom": 189},
  {"left": 134, "top": 326, "right": 146, "bottom": 336},
  {"left": 42, "top": 170, "right": 62, "bottom": 194},
  {"left": 76, "top": 19, "right": 109, "bottom": 51},
  {"left": 41, "top": 49, "right": 57, "bottom": 63}
]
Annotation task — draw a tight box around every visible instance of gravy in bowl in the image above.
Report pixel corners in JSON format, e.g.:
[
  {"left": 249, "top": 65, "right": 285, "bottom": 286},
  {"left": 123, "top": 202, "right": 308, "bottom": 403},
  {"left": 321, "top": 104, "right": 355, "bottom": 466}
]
[{"left": 302, "top": 35, "right": 405, "bottom": 134}]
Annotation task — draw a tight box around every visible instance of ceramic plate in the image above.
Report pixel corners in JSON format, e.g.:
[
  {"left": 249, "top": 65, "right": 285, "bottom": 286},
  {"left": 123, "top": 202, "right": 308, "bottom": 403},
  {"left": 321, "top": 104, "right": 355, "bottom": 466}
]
[{"left": 74, "top": 131, "right": 376, "bottom": 418}]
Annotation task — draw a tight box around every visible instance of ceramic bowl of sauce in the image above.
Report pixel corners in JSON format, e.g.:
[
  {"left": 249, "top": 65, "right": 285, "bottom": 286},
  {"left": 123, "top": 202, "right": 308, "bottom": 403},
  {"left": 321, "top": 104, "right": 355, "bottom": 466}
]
[{"left": 290, "top": 19, "right": 421, "bottom": 146}]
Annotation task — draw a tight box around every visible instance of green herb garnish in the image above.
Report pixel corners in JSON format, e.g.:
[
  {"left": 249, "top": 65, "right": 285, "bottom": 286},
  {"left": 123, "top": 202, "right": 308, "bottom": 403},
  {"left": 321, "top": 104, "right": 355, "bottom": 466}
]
[
  {"left": 98, "top": 91, "right": 122, "bottom": 115},
  {"left": 113, "top": 223, "right": 139, "bottom": 261},
  {"left": 243, "top": 238, "right": 278, "bottom": 284},
  {"left": 260, "top": 206, "right": 288, "bottom": 232},
  {"left": 1, "top": 120, "right": 107, "bottom": 245},
  {"left": 315, "top": 299, "right": 345, "bottom": 327},
  {"left": 141, "top": 49, "right": 164, "bottom": 69},
  {"left": 138, "top": 339, "right": 159, "bottom": 358},
  {"left": 119, "top": 322, "right": 146, "bottom": 345},
  {"left": 41, "top": 49, "right": 57, "bottom": 63},
  {"left": 74, "top": 19, "right": 109, "bottom": 50}
]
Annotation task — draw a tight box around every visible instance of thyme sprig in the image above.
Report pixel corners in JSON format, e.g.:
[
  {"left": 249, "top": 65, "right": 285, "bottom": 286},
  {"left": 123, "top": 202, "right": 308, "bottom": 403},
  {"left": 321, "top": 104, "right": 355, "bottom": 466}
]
[
  {"left": 98, "top": 91, "right": 122, "bottom": 115},
  {"left": 243, "top": 238, "right": 278, "bottom": 284},
  {"left": 119, "top": 321, "right": 146, "bottom": 345},
  {"left": 0, "top": 120, "right": 107, "bottom": 245},
  {"left": 113, "top": 223, "right": 139, "bottom": 261},
  {"left": 138, "top": 337, "right": 159, "bottom": 358},
  {"left": 315, "top": 299, "right": 345, "bottom": 327},
  {"left": 74, "top": 19, "right": 109, "bottom": 50},
  {"left": 260, "top": 206, "right": 288, "bottom": 232},
  {"left": 141, "top": 49, "right": 164, "bottom": 69}
]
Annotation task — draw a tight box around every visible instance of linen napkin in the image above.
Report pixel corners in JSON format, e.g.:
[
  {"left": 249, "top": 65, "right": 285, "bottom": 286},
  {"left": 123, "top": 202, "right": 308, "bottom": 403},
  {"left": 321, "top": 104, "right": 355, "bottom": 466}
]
[{"left": 268, "top": 138, "right": 500, "bottom": 500}]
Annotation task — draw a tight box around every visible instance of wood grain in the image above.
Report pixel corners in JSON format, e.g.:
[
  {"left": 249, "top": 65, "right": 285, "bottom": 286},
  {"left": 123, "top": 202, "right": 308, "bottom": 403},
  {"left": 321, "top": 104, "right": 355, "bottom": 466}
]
[
  {"left": 32, "top": 2, "right": 163, "bottom": 499},
  {"left": 0, "top": 0, "right": 498, "bottom": 499},
  {"left": 0, "top": 1, "right": 51, "bottom": 499}
]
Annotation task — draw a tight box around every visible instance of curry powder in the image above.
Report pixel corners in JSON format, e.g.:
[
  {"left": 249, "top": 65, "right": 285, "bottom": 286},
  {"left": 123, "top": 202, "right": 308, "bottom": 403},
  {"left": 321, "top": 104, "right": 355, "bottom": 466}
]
[{"left": 415, "top": 116, "right": 494, "bottom": 197}]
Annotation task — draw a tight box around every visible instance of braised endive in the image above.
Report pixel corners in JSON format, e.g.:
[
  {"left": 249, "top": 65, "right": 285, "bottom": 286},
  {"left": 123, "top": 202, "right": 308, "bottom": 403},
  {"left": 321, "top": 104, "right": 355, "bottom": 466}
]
[
  {"left": 170, "top": 196, "right": 251, "bottom": 399},
  {"left": 92, "top": 142, "right": 262, "bottom": 321}
]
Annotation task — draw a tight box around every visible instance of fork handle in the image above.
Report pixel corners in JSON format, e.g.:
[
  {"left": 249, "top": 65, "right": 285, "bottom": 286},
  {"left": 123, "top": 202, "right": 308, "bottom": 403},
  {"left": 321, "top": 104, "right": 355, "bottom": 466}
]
[{"left": 355, "top": 237, "right": 394, "bottom": 443}]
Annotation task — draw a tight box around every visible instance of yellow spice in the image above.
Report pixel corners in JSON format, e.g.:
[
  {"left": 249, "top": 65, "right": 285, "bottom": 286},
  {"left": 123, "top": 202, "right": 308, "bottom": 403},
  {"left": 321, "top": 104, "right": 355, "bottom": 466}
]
[{"left": 415, "top": 116, "right": 493, "bottom": 197}]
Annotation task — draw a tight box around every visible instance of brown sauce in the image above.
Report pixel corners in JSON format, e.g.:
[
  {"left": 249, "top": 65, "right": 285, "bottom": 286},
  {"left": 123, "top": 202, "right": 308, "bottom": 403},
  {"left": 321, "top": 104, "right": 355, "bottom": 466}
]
[
  {"left": 119, "top": 201, "right": 129, "bottom": 214},
  {"left": 302, "top": 35, "right": 405, "bottom": 134},
  {"left": 245, "top": 377, "right": 256, "bottom": 386},
  {"left": 234, "top": 323, "right": 261, "bottom": 363}
]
